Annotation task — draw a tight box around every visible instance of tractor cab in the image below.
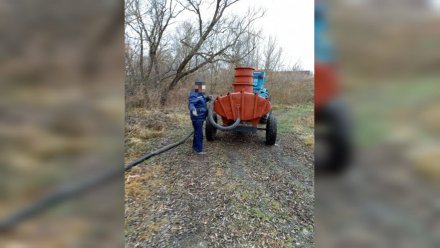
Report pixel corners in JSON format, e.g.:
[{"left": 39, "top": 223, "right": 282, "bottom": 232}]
[{"left": 253, "top": 71, "right": 270, "bottom": 100}]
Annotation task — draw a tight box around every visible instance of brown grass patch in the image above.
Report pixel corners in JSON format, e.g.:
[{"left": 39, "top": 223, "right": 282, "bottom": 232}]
[
  {"left": 125, "top": 164, "right": 164, "bottom": 201},
  {"left": 267, "top": 80, "right": 314, "bottom": 106},
  {"left": 302, "top": 135, "right": 315, "bottom": 149},
  {"left": 409, "top": 144, "right": 440, "bottom": 182},
  {"left": 293, "top": 114, "right": 315, "bottom": 129}
]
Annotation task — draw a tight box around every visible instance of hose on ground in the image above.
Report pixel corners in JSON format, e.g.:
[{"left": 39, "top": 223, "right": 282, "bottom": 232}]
[
  {"left": 0, "top": 131, "right": 194, "bottom": 232},
  {"left": 0, "top": 166, "right": 121, "bottom": 232},
  {"left": 124, "top": 131, "right": 193, "bottom": 171}
]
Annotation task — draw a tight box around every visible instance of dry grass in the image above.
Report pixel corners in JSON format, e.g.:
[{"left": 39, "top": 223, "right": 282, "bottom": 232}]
[
  {"left": 332, "top": 5, "right": 440, "bottom": 80},
  {"left": 302, "top": 135, "right": 315, "bottom": 149},
  {"left": 266, "top": 73, "right": 314, "bottom": 106},
  {"left": 125, "top": 108, "right": 189, "bottom": 138},
  {"left": 293, "top": 114, "right": 314, "bottom": 129},
  {"left": 126, "top": 71, "right": 314, "bottom": 110},
  {"left": 408, "top": 144, "right": 440, "bottom": 182},
  {"left": 126, "top": 124, "right": 164, "bottom": 139},
  {"left": 124, "top": 107, "right": 191, "bottom": 162},
  {"left": 125, "top": 165, "right": 163, "bottom": 201}
]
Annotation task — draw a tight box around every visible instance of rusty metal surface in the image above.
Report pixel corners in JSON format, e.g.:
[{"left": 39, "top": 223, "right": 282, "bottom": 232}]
[
  {"left": 233, "top": 67, "right": 255, "bottom": 93},
  {"left": 214, "top": 92, "right": 270, "bottom": 126},
  {"left": 214, "top": 67, "right": 271, "bottom": 126},
  {"left": 315, "top": 62, "right": 340, "bottom": 110}
]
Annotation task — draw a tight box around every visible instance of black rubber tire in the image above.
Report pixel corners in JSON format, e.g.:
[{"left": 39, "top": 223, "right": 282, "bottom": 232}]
[
  {"left": 205, "top": 114, "right": 217, "bottom": 141},
  {"left": 315, "top": 100, "right": 352, "bottom": 174},
  {"left": 265, "top": 114, "right": 277, "bottom": 145}
]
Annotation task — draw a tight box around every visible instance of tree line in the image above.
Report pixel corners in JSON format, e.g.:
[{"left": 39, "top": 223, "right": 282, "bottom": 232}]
[{"left": 125, "top": 0, "right": 292, "bottom": 108}]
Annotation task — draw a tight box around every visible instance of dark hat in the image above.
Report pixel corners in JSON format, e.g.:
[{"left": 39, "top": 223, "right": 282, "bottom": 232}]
[{"left": 194, "top": 81, "right": 206, "bottom": 85}]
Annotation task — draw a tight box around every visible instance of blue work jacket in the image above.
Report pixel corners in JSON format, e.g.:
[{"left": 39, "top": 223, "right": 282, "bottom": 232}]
[{"left": 188, "top": 90, "right": 208, "bottom": 120}]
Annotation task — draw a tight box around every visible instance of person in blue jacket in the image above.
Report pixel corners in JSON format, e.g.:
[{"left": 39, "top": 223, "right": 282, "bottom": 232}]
[{"left": 188, "top": 81, "right": 210, "bottom": 155}]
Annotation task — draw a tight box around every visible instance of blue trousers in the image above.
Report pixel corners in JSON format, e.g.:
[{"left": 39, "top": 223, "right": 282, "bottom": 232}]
[{"left": 191, "top": 119, "right": 205, "bottom": 152}]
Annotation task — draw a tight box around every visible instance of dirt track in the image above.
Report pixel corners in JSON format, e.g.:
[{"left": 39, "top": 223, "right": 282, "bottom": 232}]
[{"left": 125, "top": 107, "right": 314, "bottom": 247}]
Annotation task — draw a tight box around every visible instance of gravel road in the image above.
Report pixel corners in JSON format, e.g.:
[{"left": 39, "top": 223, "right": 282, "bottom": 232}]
[{"left": 125, "top": 107, "right": 314, "bottom": 247}]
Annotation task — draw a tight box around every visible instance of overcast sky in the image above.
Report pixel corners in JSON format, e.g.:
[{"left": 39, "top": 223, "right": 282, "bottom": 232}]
[
  {"left": 127, "top": 0, "right": 314, "bottom": 72},
  {"left": 233, "top": 0, "right": 314, "bottom": 72}
]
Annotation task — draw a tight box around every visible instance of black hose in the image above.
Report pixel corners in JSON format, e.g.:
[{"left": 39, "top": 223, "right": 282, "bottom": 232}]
[
  {"left": 207, "top": 98, "right": 241, "bottom": 131},
  {"left": 0, "top": 131, "right": 194, "bottom": 231},
  {"left": 0, "top": 167, "right": 121, "bottom": 232},
  {"left": 124, "top": 131, "right": 193, "bottom": 171}
]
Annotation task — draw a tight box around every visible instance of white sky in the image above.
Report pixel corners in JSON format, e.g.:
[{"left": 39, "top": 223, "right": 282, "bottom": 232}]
[
  {"left": 127, "top": 0, "right": 314, "bottom": 72},
  {"left": 232, "top": 0, "right": 314, "bottom": 72},
  {"left": 429, "top": 0, "right": 440, "bottom": 11}
]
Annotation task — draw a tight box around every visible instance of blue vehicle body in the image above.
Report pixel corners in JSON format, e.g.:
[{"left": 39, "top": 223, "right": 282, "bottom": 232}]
[
  {"left": 315, "top": 3, "right": 335, "bottom": 63},
  {"left": 252, "top": 71, "right": 269, "bottom": 99},
  {"left": 252, "top": 71, "right": 271, "bottom": 122}
]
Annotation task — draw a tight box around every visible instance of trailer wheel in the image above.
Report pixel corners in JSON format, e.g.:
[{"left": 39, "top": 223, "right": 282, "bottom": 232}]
[
  {"left": 206, "top": 114, "right": 217, "bottom": 141},
  {"left": 315, "top": 100, "right": 352, "bottom": 173},
  {"left": 265, "top": 114, "right": 277, "bottom": 145}
]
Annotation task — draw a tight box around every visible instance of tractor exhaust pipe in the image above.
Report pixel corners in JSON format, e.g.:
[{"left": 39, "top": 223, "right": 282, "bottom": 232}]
[{"left": 207, "top": 97, "right": 241, "bottom": 131}]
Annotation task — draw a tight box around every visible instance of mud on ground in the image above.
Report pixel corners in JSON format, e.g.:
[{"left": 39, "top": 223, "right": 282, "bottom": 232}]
[{"left": 125, "top": 105, "right": 314, "bottom": 247}]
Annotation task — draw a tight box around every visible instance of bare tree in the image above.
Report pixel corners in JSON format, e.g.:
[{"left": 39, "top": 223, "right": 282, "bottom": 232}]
[
  {"left": 126, "top": 0, "right": 182, "bottom": 105},
  {"left": 291, "top": 58, "right": 303, "bottom": 71},
  {"left": 158, "top": 0, "right": 264, "bottom": 105},
  {"left": 222, "top": 24, "right": 263, "bottom": 67},
  {"left": 263, "top": 36, "right": 283, "bottom": 71},
  {"left": 125, "top": 44, "right": 136, "bottom": 96},
  {"left": 125, "top": 0, "right": 264, "bottom": 107},
  {"left": 144, "top": 0, "right": 182, "bottom": 85},
  {"left": 125, "top": 0, "right": 144, "bottom": 78}
]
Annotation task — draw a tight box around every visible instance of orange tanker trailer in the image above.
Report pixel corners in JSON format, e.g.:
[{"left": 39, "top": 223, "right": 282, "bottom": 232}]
[{"left": 206, "top": 67, "right": 277, "bottom": 145}]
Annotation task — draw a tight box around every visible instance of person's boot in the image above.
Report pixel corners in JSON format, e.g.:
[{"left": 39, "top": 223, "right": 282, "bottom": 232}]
[{"left": 194, "top": 150, "right": 206, "bottom": 155}]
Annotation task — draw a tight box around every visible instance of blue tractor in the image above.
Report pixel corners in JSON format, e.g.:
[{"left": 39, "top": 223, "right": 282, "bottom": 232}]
[
  {"left": 253, "top": 71, "right": 269, "bottom": 98},
  {"left": 253, "top": 71, "right": 271, "bottom": 123},
  {"left": 315, "top": 2, "right": 352, "bottom": 173}
]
